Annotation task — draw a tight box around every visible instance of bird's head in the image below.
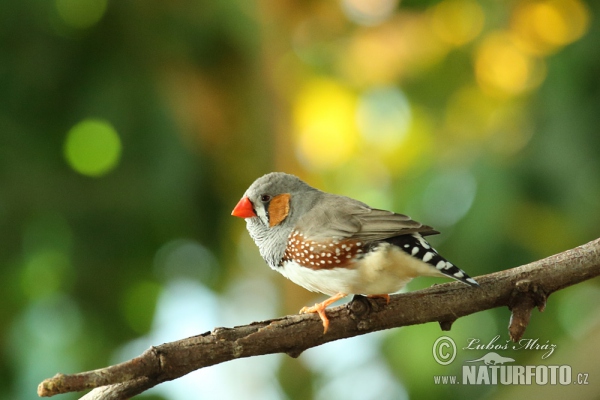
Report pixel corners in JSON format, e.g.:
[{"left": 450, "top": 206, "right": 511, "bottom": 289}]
[{"left": 231, "top": 172, "right": 319, "bottom": 267}]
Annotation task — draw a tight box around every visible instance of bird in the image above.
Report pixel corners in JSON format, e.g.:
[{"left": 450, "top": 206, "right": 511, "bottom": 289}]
[{"left": 231, "top": 172, "right": 478, "bottom": 333}]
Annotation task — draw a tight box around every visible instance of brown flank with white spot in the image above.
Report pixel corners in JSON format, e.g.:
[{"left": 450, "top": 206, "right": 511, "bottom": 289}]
[{"left": 282, "top": 230, "right": 364, "bottom": 270}]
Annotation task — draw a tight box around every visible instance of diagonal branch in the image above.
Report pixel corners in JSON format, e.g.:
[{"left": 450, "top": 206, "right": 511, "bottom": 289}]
[{"left": 38, "top": 238, "right": 600, "bottom": 399}]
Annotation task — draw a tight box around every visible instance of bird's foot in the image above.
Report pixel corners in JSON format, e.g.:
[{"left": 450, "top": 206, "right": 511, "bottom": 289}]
[{"left": 299, "top": 292, "right": 347, "bottom": 334}]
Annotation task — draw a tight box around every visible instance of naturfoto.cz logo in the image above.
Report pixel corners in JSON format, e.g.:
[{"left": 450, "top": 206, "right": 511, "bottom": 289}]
[{"left": 432, "top": 336, "right": 590, "bottom": 386}]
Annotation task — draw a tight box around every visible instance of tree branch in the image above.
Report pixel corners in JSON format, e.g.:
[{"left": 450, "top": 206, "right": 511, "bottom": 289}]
[{"left": 38, "top": 238, "right": 600, "bottom": 399}]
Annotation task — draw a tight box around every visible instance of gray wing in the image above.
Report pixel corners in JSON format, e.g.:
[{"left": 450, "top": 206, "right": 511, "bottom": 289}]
[{"left": 297, "top": 194, "right": 438, "bottom": 242}]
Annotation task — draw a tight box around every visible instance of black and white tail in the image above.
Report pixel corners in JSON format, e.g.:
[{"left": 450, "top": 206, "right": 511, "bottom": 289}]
[{"left": 389, "top": 234, "right": 479, "bottom": 287}]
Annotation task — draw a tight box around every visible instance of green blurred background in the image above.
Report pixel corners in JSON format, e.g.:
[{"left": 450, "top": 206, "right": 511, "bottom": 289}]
[{"left": 2, "top": 0, "right": 600, "bottom": 399}]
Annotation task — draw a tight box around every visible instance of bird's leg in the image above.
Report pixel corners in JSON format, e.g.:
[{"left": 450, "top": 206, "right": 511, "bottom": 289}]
[
  {"left": 367, "top": 294, "right": 390, "bottom": 304},
  {"left": 299, "top": 292, "right": 347, "bottom": 334}
]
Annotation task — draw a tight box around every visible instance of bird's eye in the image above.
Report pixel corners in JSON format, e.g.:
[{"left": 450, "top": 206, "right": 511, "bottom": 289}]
[{"left": 260, "top": 194, "right": 271, "bottom": 203}]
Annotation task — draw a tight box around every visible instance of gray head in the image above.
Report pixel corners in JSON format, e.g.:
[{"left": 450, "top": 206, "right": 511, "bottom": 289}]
[{"left": 231, "top": 172, "right": 320, "bottom": 268}]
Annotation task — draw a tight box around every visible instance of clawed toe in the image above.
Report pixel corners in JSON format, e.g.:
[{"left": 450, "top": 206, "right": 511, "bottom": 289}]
[{"left": 298, "top": 292, "right": 347, "bottom": 333}]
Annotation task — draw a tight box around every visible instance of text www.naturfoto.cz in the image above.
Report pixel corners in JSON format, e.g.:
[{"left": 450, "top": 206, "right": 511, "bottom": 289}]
[{"left": 434, "top": 365, "right": 586, "bottom": 385}]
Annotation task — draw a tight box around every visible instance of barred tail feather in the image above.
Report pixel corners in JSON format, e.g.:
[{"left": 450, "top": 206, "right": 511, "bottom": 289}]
[{"left": 387, "top": 234, "right": 479, "bottom": 287}]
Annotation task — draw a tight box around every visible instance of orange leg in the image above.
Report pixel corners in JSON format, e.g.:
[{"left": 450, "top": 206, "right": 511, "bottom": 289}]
[
  {"left": 367, "top": 294, "right": 390, "bottom": 304},
  {"left": 299, "top": 292, "right": 347, "bottom": 334}
]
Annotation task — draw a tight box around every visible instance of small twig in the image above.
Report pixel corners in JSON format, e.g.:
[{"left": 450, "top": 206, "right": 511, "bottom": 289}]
[
  {"left": 38, "top": 348, "right": 159, "bottom": 397},
  {"left": 79, "top": 378, "right": 156, "bottom": 400},
  {"left": 38, "top": 238, "right": 600, "bottom": 399},
  {"left": 508, "top": 280, "right": 547, "bottom": 341}
]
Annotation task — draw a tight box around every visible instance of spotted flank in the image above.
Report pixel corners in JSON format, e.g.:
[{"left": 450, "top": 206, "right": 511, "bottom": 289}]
[
  {"left": 282, "top": 229, "right": 365, "bottom": 270},
  {"left": 387, "top": 234, "right": 479, "bottom": 287}
]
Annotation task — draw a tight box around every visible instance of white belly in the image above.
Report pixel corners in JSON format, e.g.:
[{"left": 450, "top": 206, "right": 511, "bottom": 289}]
[{"left": 277, "top": 243, "right": 444, "bottom": 296}]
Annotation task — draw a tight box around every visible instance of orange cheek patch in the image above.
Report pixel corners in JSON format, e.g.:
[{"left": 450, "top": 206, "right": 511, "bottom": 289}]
[{"left": 268, "top": 193, "right": 291, "bottom": 227}]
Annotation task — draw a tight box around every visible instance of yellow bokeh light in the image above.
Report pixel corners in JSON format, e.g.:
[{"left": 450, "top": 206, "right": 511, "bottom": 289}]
[
  {"left": 64, "top": 119, "right": 122, "bottom": 177},
  {"left": 56, "top": 0, "right": 108, "bottom": 29},
  {"left": 474, "top": 32, "right": 546, "bottom": 97},
  {"left": 511, "top": 0, "right": 590, "bottom": 55},
  {"left": 431, "top": 0, "right": 485, "bottom": 46},
  {"left": 293, "top": 78, "right": 359, "bottom": 170},
  {"left": 338, "top": 27, "right": 405, "bottom": 87}
]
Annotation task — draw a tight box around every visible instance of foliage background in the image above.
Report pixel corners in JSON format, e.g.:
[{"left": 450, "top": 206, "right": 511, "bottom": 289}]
[{"left": 1, "top": 0, "right": 599, "bottom": 399}]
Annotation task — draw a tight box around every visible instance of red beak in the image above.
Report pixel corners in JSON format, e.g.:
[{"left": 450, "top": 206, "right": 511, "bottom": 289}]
[{"left": 231, "top": 196, "right": 256, "bottom": 218}]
